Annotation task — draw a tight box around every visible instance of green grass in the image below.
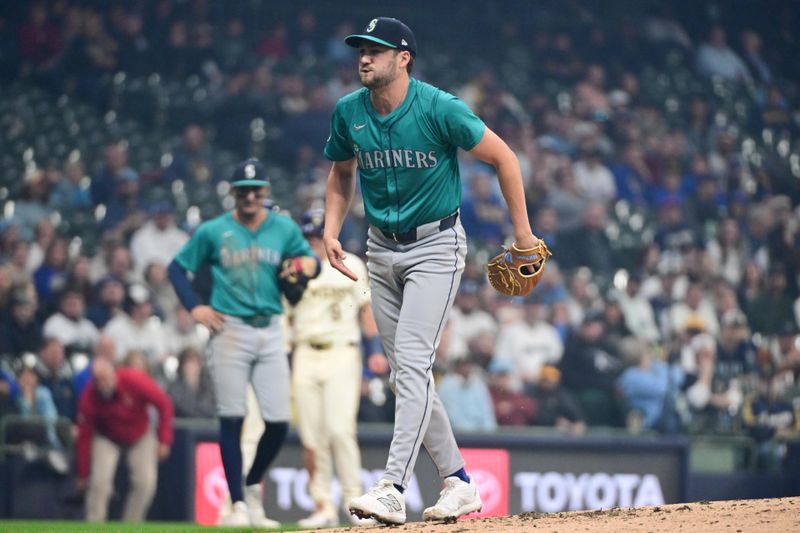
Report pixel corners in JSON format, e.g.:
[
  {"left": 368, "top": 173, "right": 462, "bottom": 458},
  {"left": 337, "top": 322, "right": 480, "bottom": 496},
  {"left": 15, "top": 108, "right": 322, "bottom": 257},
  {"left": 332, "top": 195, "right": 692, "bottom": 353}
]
[{"left": 0, "top": 521, "right": 311, "bottom": 533}]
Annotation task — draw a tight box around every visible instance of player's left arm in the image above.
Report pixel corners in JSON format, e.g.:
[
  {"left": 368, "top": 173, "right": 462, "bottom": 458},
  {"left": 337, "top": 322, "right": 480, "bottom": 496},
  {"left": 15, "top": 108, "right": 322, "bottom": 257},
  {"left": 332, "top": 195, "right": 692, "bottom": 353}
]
[{"left": 468, "top": 128, "right": 539, "bottom": 250}]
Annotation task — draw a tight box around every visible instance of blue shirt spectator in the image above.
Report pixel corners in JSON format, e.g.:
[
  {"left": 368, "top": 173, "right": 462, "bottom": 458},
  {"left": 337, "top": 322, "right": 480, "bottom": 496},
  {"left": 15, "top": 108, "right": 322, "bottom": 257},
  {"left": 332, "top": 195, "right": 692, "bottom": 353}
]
[{"left": 438, "top": 359, "right": 497, "bottom": 432}]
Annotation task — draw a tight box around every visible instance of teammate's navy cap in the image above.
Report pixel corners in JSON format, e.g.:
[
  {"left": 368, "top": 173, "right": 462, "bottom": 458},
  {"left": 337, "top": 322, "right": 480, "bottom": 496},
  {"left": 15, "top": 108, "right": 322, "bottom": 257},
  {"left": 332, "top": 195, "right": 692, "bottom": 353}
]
[
  {"left": 300, "top": 208, "right": 325, "bottom": 237},
  {"left": 345, "top": 17, "right": 417, "bottom": 57},
  {"left": 231, "top": 158, "right": 270, "bottom": 187}
]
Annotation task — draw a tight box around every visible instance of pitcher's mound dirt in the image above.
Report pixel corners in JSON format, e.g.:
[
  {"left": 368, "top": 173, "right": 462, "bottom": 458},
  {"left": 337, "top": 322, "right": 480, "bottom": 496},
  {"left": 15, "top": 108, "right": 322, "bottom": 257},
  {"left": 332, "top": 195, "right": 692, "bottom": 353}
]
[{"left": 308, "top": 497, "right": 799, "bottom": 532}]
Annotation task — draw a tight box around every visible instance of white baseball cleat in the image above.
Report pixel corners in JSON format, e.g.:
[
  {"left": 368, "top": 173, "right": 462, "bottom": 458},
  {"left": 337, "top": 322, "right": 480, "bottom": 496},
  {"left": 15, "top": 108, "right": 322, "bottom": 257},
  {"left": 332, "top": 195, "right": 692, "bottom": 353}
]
[
  {"left": 219, "top": 501, "right": 250, "bottom": 527},
  {"left": 422, "top": 476, "right": 482, "bottom": 522},
  {"left": 297, "top": 508, "right": 339, "bottom": 528},
  {"left": 348, "top": 479, "right": 406, "bottom": 525},
  {"left": 244, "top": 483, "right": 281, "bottom": 528},
  {"left": 348, "top": 513, "right": 378, "bottom": 526}
]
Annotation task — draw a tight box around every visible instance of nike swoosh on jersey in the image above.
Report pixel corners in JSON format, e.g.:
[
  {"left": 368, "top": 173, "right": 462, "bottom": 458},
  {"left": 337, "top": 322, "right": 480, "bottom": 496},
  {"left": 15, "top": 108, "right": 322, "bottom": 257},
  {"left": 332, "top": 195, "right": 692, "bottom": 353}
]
[{"left": 353, "top": 123, "right": 367, "bottom": 130}]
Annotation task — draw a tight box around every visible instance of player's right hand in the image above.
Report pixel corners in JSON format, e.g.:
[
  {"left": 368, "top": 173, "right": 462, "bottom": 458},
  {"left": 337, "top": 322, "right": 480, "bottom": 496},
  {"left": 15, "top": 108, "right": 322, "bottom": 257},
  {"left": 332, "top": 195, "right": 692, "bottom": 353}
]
[
  {"left": 323, "top": 236, "right": 358, "bottom": 281},
  {"left": 191, "top": 305, "right": 225, "bottom": 333}
]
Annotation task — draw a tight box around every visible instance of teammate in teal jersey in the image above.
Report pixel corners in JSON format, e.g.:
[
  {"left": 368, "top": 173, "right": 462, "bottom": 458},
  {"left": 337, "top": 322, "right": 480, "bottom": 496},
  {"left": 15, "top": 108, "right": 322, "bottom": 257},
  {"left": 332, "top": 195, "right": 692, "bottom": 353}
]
[
  {"left": 168, "top": 158, "right": 319, "bottom": 527},
  {"left": 323, "top": 17, "right": 542, "bottom": 525}
]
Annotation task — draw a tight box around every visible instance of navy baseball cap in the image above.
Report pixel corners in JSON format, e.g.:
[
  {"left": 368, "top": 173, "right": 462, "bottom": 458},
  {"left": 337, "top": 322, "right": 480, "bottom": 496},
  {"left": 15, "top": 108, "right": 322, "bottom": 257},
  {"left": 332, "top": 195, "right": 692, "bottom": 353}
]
[
  {"left": 231, "top": 158, "right": 270, "bottom": 187},
  {"left": 300, "top": 208, "right": 325, "bottom": 237},
  {"left": 345, "top": 17, "right": 417, "bottom": 57}
]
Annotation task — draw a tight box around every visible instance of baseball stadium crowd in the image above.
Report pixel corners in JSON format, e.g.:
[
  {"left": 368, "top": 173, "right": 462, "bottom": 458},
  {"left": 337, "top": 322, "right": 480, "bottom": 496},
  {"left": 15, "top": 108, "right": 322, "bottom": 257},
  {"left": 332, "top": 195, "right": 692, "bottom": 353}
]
[{"left": 0, "top": 0, "right": 799, "bottom": 481}]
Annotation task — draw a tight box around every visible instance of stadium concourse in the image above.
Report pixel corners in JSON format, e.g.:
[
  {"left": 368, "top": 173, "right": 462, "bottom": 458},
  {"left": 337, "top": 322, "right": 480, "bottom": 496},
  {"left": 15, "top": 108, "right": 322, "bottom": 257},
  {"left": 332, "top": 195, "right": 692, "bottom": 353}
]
[{"left": 0, "top": 0, "right": 799, "bottom": 527}]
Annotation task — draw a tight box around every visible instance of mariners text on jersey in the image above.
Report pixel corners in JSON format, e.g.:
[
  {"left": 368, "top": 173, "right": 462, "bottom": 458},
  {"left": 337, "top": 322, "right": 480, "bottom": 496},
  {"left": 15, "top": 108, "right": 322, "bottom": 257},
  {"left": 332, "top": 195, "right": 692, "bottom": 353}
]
[{"left": 355, "top": 147, "right": 439, "bottom": 170}]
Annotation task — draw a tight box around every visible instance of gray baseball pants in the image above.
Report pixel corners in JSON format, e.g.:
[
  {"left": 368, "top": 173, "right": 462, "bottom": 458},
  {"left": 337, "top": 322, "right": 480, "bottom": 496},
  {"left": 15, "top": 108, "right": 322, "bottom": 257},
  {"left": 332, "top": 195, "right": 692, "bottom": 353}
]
[{"left": 365, "top": 220, "right": 467, "bottom": 489}]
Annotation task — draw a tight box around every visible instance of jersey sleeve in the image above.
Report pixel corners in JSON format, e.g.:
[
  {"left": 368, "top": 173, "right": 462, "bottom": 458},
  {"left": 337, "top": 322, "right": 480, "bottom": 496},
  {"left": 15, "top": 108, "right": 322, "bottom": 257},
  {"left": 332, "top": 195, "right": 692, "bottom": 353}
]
[
  {"left": 283, "top": 220, "right": 314, "bottom": 259},
  {"left": 323, "top": 101, "right": 354, "bottom": 161},
  {"left": 173, "top": 223, "right": 213, "bottom": 274},
  {"left": 435, "top": 93, "right": 486, "bottom": 151}
]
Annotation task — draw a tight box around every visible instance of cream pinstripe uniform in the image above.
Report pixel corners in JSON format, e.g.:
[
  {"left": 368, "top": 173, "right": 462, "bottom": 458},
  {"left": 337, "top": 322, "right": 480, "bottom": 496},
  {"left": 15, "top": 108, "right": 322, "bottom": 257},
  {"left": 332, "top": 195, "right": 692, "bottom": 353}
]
[{"left": 290, "top": 255, "right": 371, "bottom": 515}]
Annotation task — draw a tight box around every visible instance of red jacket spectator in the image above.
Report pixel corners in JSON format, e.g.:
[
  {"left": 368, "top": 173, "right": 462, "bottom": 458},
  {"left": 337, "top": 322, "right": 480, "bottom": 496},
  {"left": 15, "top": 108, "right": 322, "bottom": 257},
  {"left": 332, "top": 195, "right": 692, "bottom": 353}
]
[{"left": 76, "top": 367, "right": 173, "bottom": 479}]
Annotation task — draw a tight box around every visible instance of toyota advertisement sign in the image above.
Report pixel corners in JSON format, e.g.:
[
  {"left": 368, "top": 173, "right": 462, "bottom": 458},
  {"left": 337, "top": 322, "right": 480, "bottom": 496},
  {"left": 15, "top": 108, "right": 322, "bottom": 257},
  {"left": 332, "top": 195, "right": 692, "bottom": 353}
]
[{"left": 193, "top": 433, "right": 687, "bottom": 524}]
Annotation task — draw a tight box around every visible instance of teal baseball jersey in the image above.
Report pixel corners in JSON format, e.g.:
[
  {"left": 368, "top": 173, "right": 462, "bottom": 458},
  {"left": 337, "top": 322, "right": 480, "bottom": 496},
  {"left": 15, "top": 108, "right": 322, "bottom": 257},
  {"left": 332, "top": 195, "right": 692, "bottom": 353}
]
[
  {"left": 324, "top": 78, "right": 485, "bottom": 234},
  {"left": 174, "top": 212, "right": 313, "bottom": 317}
]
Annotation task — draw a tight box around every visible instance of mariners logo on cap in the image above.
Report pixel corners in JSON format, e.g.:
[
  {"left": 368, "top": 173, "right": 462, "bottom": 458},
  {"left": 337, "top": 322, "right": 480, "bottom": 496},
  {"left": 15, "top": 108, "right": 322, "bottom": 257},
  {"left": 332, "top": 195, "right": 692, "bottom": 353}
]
[
  {"left": 366, "top": 18, "right": 377, "bottom": 32},
  {"left": 245, "top": 164, "right": 256, "bottom": 179}
]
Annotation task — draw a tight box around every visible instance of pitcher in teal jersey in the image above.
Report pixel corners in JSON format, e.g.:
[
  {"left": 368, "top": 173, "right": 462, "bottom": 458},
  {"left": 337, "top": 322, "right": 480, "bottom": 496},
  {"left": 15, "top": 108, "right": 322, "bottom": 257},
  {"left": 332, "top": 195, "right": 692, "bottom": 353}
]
[
  {"left": 168, "top": 158, "right": 319, "bottom": 527},
  {"left": 323, "top": 17, "right": 543, "bottom": 526}
]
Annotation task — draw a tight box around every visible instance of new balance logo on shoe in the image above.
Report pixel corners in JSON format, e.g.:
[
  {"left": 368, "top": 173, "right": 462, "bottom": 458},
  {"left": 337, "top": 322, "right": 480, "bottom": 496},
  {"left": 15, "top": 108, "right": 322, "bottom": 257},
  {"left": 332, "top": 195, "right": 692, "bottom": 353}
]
[{"left": 377, "top": 494, "right": 403, "bottom": 513}]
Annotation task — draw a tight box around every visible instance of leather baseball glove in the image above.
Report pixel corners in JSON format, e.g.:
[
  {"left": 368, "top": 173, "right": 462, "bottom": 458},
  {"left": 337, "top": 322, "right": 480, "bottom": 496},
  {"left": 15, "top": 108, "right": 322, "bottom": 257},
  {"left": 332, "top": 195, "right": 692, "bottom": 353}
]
[
  {"left": 486, "top": 240, "right": 552, "bottom": 297},
  {"left": 279, "top": 257, "right": 311, "bottom": 305}
]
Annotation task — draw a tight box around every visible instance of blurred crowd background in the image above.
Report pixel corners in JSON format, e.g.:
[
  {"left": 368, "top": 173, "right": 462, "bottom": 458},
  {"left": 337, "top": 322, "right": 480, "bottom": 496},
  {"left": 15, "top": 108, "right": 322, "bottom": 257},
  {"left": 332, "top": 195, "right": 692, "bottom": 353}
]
[{"left": 0, "top": 0, "right": 799, "bottom": 476}]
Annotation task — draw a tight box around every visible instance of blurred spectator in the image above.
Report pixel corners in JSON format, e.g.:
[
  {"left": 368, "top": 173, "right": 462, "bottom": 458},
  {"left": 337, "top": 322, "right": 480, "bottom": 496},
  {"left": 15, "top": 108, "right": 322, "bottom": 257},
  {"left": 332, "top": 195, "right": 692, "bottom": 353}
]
[
  {"left": 0, "top": 290, "right": 43, "bottom": 359},
  {"left": 49, "top": 158, "right": 92, "bottom": 213},
  {"left": 487, "top": 358, "right": 537, "bottom": 426},
  {"left": 531, "top": 365, "right": 586, "bottom": 435},
  {"left": 129, "top": 202, "right": 188, "bottom": 276},
  {"left": 740, "top": 30, "right": 772, "bottom": 87},
  {"left": 32, "top": 237, "right": 68, "bottom": 310},
  {"left": 115, "top": 11, "right": 151, "bottom": 77},
  {"left": 545, "top": 166, "right": 589, "bottom": 233},
  {"left": 572, "top": 146, "right": 616, "bottom": 206},
  {"left": 613, "top": 273, "right": 661, "bottom": 343},
  {"left": 610, "top": 143, "right": 653, "bottom": 207},
  {"left": 167, "top": 347, "right": 215, "bottom": 418},
  {"left": 76, "top": 358, "right": 173, "bottom": 522},
  {"left": 34, "top": 337, "right": 75, "bottom": 420},
  {"left": 684, "top": 333, "right": 744, "bottom": 434},
  {"left": 357, "top": 375, "right": 395, "bottom": 424},
  {"left": 15, "top": 362, "right": 68, "bottom": 473},
  {"left": 707, "top": 217, "right": 747, "bottom": 286},
  {"left": 460, "top": 172, "right": 510, "bottom": 248},
  {"left": 103, "top": 284, "right": 166, "bottom": 368},
  {"left": 560, "top": 312, "right": 623, "bottom": 426},
  {"left": 445, "top": 281, "right": 497, "bottom": 362},
  {"left": 756, "top": 85, "right": 794, "bottom": 132},
  {"left": 747, "top": 265, "right": 796, "bottom": 336},
  {"left": 616, "top": 339, "right": 684, "bottom": 433},
  {"left": 695, "top": 25, "right": 751, "bottom": 82},
  {"left": 717, "top": 310, "right": 758, "bottom": 376},
  {"left": 18, "top": 2, "right": 62, "bottom": 71},
  {"left": 437, "top": 357, "right": 497, "bottom": 432},
  {"left": 556, "top": 202, "right": 615, "bottom": 280},
  {"left": 162, "top": 124, "right": 219, "bottom": 185},
  {"left": 101, "top": 167, "right": 146, "bottom": 238},
  {"left": 144, "top": 263, "right": 180, "bottom": 323},
  {"left": 164, "top": 306, "right": 207, "bottom": 357},
  {"left": 670, "top": 280, "right": 720, "bottom": 337},
  {"left": 42, "top": 287, "right": 99, "bottom": 354},
  {"left": 494, "top": 300, "right": 563, "bottom": 390},
  {"left": 13, "top": 171, "right": 53, "bottom": 242},
  {"left": 25, "top": 219, "right": 56, "bottom": 274},
  {"left": 90, "top": 142, "right": 130, "bottom": 207},
  {"left": 86, "top": 275, "right": 125, "bottom": 329},
  {"left": 742, "top": 373, "right": 799, "bottom": 470}
]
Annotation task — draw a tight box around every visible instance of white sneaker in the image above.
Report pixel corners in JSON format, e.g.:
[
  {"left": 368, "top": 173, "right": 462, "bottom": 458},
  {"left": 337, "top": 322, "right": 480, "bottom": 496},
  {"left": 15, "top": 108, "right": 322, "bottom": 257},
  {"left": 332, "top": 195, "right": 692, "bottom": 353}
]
[
  {"left": 297, "top": 508, "right": 338, "bottom": 528},
  {"left": 348, "top": 479, "right": 406, "bottom": 525},
  {"left": 219, "top": 501, "right": 250, "bottom": 526},
  {"left": 422, "top": 476, "right": 482, "bottom": 522},
  {"left": 244, "top": 483, "right": 280, "bottom": 528}
]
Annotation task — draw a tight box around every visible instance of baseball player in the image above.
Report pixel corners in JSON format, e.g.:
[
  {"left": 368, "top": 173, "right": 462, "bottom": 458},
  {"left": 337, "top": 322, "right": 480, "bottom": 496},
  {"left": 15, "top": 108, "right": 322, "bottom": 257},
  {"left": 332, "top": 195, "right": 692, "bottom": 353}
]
[
  {"left": 167, "top": 158, "right": 319, "bottom": 527},
  {"left": 323, "top": 17, "right": 541, "bottom": 525},
  {"left": 289, "top": 208, "right": 386, "bottom": 528}
]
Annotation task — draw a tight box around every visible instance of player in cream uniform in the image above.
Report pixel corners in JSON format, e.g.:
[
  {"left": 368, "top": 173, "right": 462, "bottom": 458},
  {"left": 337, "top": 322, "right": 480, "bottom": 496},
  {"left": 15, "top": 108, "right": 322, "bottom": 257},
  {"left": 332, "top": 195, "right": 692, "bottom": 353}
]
[{"left": 290, "top": 208, "right": 386, "bottom": 527}]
